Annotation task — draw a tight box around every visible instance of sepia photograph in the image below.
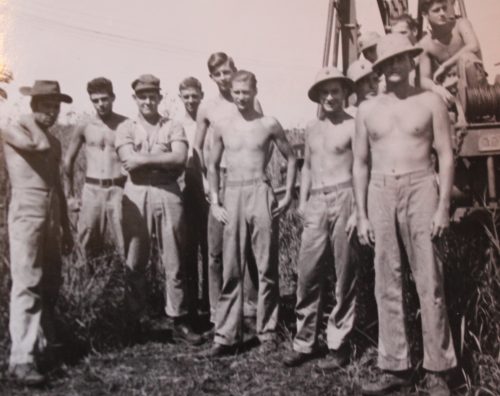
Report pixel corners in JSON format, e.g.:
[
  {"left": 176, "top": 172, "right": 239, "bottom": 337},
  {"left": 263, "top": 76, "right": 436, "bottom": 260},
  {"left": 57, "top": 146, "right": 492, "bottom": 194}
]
[{"left": 0, "top": 0, "right": 499, "bottom": 394}]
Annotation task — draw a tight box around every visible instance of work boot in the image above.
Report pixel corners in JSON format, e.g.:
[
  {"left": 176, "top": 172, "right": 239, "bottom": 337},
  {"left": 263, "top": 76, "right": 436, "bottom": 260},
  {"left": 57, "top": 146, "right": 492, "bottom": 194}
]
[
  {"left": 282, "top": 350, "right": 315, "bottom": 367},
  {"left": 199, "top": 343, "right": 236, "bottom": 358},
  {"left": 361, "top": 371, "right": 410, "bottom": 395},
  {"left": 423, "top": 372, "right": 450, "bottom": 396},
  {"left": 316, "top": 344, "right": 349, "bottom": 370},
  {"left": 173, "top": 318, "right": 204, "bottom": 346},
  {"left": 8, "top": 363, "right": 46, "bottom": 387}
]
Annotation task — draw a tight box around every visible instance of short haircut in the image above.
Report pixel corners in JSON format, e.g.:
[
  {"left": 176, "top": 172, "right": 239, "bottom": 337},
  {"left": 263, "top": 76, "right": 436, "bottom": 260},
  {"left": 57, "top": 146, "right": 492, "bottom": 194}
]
[
  {"left": 179, "top": 76, "right": 203, "bottom": 92},
  {"left": 391, "top": 13, "right": 418, "bottom": 31},
  {"left": 87, "top": 77, "right": 114, "bottom": 96},
  {"left": 207, "top": 52, "right": 237, "bottom": 74},
  {"left": 231, "top": 70, "right": 257, "bottom": 90},
  {"left": 421, "top": 0, "right": 447, "bottom": 13}
]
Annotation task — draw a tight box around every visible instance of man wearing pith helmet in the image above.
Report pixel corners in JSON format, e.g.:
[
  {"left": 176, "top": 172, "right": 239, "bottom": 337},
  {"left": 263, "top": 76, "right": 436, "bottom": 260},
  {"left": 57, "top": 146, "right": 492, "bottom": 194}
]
[
  {"left": 353, "top": 34, "right": 456, "bottom": 395},
  {"left": 2, "top": 80, "right": 73, "bottom": 386},
  {"left": 115, "top": 74, "right": 202, "bottom": 345},
  {"left": 359, "top": 31, "right": 381, "bottom": 63},
  {"left": 283, "top": 66, "right": 358, "bottom": 369},
  {"left": 345, "top": 58, "right": 379, "bottom": 117}
]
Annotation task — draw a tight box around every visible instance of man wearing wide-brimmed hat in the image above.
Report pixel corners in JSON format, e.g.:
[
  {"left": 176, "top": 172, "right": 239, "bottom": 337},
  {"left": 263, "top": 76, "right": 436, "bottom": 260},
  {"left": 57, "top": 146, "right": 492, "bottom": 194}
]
[
  {"left": 115, "top": 74, "right": 201, "bottom": 345},
  {"left": 345, "top": 58, "right": 379, "bottom": 117},
  {"left": 1, "top": 80, "right": 73, "bottom": 386},
  {"left": 353, "top": 34, "right": 456, "bottom": 395},
  {"left": 283, "top": 66, "right": 358, "bottom": 369},
  {"left": 359, "top": 31, "right": 381, "bottom": 64}
]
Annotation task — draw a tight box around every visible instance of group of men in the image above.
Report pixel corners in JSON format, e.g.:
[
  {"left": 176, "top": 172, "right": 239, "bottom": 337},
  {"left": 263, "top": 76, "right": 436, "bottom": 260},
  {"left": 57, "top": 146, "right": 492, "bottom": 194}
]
[{"left": 2, "top": 0, "right": 483, "bottom": 394}]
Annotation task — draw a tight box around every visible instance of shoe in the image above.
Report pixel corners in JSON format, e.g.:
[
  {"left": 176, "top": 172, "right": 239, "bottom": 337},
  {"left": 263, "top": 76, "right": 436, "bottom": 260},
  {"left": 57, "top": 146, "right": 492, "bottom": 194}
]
[
  {"left": 316, "top": 344, "right": 349, "bottom": 370},
  {"left": 8, "top": 363, "right": 46, "bottom": 387},
  {"left": 199, "top": 343, "right": 236, "bottom": 358},
  {"left": 361, "top": 371, "right": 410, "bottom": 395},
  {"left": 283, "top": 350, "right": 315, "bottom": 367},
  {"left": 173, "top": 322, "right": 204, "bottom": 346},
  {"left": 424, "top": 372, "right": 450, "bottom": 396}
]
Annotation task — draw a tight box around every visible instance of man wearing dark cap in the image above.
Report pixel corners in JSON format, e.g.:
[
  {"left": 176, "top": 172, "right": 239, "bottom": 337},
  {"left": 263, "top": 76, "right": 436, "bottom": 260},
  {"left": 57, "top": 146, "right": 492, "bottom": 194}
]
[
  {"left": 63, "top": 78, "right": 128, "bottom": 263},
  {"left": 354, "top": 34, "right": 456, "bottom": 395},
  {"left": 283, "top": 67, "right": 358, "bottom": 369},
  {"left": 1, "top": 80, "right": 73, "bottom": 385},
  {"left": 116, "top": 74, "right": 201, "bottom": 344}
]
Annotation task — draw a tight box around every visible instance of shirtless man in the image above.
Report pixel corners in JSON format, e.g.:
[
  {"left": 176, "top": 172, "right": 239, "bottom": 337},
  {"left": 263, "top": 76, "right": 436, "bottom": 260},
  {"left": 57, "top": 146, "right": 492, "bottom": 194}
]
[
  {"left": 282, "top": 67, "right": 357, "bottom": 369},
  {"left": 177, "top": 76, "right": 209, "bottom": 314},
  {"left": 419, "top": 0, "right": 486, "bottom": 106},
  {"left": 116, "top": 74, "right": 201, "bottom": 344},
  {"left": 346, "top": 58, "right": 379, "bottom": 117},
  {"left": 193, "top": 52, "right": 262, "bottom": 324},
  {"left": 205, "top": 70, "right": 297, "bottom": 356},
  {"left": 353, "top": 34, "right": 456, "bottom": 395},
  {"left": 359, "top": 31, "right": 381, "bottom": 64},
  {"left": 63, "top": 78, "right": 127, "bottom": 261},
  {"left": 2, "top": 80, "right": 73, "bottom": 386}
]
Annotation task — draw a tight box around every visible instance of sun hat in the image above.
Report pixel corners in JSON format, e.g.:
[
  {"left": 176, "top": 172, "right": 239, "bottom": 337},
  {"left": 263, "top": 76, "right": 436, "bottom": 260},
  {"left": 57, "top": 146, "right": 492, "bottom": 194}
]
[
  {"left": 372, "top": 33, "right": 422, "bottom": 71},
  {"left": 308, "top": 66, "right": 354, "bottom": 103},
  {"left": 359, "top": 31, "right": 381, "bottom": 52},
  {"left": 347, "top": 58, "right": 375, "bottom": 84},
  {"left": 20, "top": 80, "right": 72, "bottom": 103}
]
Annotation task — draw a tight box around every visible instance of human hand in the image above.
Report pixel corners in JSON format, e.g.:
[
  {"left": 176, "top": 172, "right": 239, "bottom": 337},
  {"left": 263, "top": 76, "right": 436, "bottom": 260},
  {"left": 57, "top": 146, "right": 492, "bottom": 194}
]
[
  {"left": 211, "top": 203, "right": 229, "bottom": 225},
  {"left": 296, "top": 202, "right": 306, "bottom": 220},
  {"left": 430, "top": 206, "right": 449, "bottom": 239},
  {"left": 123, "top": 155, "right": 144, "bottom": 172},
  {"left": 357, "top": 216, "right": 375, "bottom": 246},
  {"left": 67, "top": 197, "right": 81, "bottom": 212},
  {"left": 432, "top": 84, "right": 455, "bottom": 107},
  {"left": 433, "top": 64, "right": 448, "bottom": 84}
]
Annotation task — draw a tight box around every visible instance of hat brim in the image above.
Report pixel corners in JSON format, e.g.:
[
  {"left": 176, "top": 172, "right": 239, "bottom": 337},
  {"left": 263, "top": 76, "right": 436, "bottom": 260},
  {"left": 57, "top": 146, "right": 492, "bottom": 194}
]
[
  {"left": 372, "top": 47, "right": 423, "bottom": 72},
  {"left": 308, "top": 77, "right": 355, "bottom": 103},
  {"left": 351, "top": 69, "right": 374, "bottom": 84},
  {"left": 20, "top": 87, "right": 73, "bottom": 103}
]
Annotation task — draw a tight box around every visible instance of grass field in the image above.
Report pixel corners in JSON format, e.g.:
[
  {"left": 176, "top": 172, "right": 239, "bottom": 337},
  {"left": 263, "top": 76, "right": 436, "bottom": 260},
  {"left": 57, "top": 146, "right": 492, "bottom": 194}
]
[{"left": 0, "top": 123, "right": 498, "bottom": 395}]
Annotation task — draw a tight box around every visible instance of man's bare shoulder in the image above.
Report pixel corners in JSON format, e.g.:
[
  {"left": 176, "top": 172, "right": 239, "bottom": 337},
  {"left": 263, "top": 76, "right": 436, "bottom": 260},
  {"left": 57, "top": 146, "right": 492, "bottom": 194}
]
[
  {"left": 415, "top": 89, "right": 446, "bottom": 110},
  {"left": 418, "top": 34, "right": 434, "bottom": 53},
  {"left": 357, "top": 96, "right": 379, "bottom": 117},
  {"left": 260, "top": 115, "right": 282, "bottom": 131}
]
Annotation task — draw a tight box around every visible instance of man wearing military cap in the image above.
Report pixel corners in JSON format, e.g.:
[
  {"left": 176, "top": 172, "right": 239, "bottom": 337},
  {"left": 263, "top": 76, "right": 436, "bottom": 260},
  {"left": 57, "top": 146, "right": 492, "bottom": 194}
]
[
  {"left": 283, "top": 66, "right": 358, "bottom": 369},
  {"left": 354, "top": 34, "right": 456, "bottom": 395},
  {"left": 116, "top": 74, "right": 201, "bottom": 344},
  {"left": 64, "top": 77, "right": 128, "bottom": 263},
  {"left": 2, "top": 80, "right": 73, "bottom": 385},
  {"left": 345, "top": 58, "right": 379, "bottom": 117}
]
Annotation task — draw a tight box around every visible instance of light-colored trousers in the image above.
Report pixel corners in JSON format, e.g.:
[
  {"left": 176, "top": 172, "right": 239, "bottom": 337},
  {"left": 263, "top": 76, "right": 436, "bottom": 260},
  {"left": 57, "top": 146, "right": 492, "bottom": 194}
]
[
  {"left": 214, "top": 179, "right": 279, "bottom": 346},
  {"left": 368, "top": 169, "right": 457, "bottom": 372},
  {"left": 122, "top": 181, "right": 188, "bottom": 318},
  {"left": 77, "top": 183, "right": 124, "bottom": 259},
  {"left": 8, "top": 188, "right": 62, "bottom": 367},
  {"left": 293, "top": 185, "right": 357, "bottom": 354}
]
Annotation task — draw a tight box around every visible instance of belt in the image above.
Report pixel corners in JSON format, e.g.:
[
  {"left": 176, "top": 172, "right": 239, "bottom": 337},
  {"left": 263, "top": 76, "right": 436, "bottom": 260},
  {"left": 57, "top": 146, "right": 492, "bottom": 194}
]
[
  {"left": 370, "top": 168, "right": 434, "bottom": 185},
  {"left": 310, "top": 180, "right": 352, "bottom": 196},
  {"left": 85, "top": 176, "right": 126, "bottom": 188},
  {"left": 225, "top": 176, "right": 269, "bottom": 188}
]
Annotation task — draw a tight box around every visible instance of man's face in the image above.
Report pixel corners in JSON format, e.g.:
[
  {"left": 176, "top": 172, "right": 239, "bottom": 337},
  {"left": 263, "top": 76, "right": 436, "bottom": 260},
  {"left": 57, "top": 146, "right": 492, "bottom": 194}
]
[
  {"left": 392, "top": 21, "right": 417, "bottom": 45},
  {"left": 179, "top": 87, "right": 203, "bottom": 115},
  {"left": 318, "top": 80, "right": 346, "bottom": 114},
  {"left": 210, "top": 61, "right": 235, "bottom": 93},
  {"left": 231, "top": 80, "right": 256, "bottom": 112},
  {"left": 133, "top": 90, "right": 162, "bottom": 117},
  {"left": 89, "top": 92, "right": 114, "bottom": 118},
  {"left": 380, "top": 53, "right": 413, "bottom": 84},
  {"left": 356, "top": 72, "right": 379, "bottom": 101},
  {"left": 362, "top": 47, "right": 378, "bottom": 63},
  {"left": 33, "top": 98, "right": 61, "bottom": 127},
  {"left": 426, "top": 1, "right": 449, "bottom": 26}
]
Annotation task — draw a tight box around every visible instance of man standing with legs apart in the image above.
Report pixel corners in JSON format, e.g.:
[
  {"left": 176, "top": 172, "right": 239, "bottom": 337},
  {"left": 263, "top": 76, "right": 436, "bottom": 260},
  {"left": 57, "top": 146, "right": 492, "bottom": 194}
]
[
  {"left": 353, "top": 34, "right": 456, "bottom": 395},
  {"left": 116, "top": 74, "right": 201, "bottom": 345},
  {"left": 2, "top": 81, "right": 73, "bottom": 386},
  {"left": 205, "top": 70, "right": 297, "bottom": 356},
  {"left": 283, "top": 67, "right": 357, "bottom": 368},
  {"left": 63, "top": 78, "right": 127, "bottom": 262}
]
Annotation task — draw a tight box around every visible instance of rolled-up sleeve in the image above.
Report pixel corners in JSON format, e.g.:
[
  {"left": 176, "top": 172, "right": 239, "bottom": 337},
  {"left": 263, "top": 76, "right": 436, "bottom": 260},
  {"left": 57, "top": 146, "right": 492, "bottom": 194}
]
[
  {"left": 158, "top": 120, "right": 188, "bottom": 151},
  {"left": 115, "top": 119, "right": 135, "bottom": 151}
]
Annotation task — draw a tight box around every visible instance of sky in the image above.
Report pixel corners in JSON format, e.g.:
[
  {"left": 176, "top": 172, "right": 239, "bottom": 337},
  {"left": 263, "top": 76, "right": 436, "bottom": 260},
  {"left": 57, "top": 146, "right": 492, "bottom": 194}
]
[{"left": 0, "top": 0, "right": 499, "bottom": 128}]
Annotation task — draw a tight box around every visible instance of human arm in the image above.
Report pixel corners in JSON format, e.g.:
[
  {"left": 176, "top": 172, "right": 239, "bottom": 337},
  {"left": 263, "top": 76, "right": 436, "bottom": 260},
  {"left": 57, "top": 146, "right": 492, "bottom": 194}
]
[
  {"left": 297, "top": 134, "right": 311, "bottom": 219},
  {"left": 1, "top": 114, "right": 50, "bottom": 151},
  {"left": 193, "top": 104, "right": 210, "bottom": 171},
  {"left": 353, "top": 104, "right": 374, "bottom": 246},
  {"left": 54, "top": 140, "right": 73, "bottom": 254},
  {"left": 430, "top": 93, "right": 454, "bottom": 239},
  {"left": 207, "top": 126, "right": 228, "bottom": 224},
  {"left": 271, "top": 119, "right": 297, "bottom": 217},
  {"left": 419, "top": 46, "right": 455, "bottom": 106},
  {"left": 62, "top": 124, "right": 85, "bottom": 197}
]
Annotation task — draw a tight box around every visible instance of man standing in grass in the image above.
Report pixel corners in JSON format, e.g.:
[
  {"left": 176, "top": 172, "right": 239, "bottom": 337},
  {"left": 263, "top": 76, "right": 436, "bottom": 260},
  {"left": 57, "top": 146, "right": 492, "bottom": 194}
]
[
  {"left": 63, "top": 78, "right": 127, "bottom": 263},
  {"left": 116, "top": 74, "right": 201, "bottom": 345},
  {"left": 354, "top": 34, "right": 456, "bottom": 395},
  {"left": 283, "top": 67, "right": 358, "bottom": 369},
  {"left": 205, "top": 70, "right": 296, "bottom": 356},
  {"left": 2, "top": 80, "right": 73, "bottom": 386}
]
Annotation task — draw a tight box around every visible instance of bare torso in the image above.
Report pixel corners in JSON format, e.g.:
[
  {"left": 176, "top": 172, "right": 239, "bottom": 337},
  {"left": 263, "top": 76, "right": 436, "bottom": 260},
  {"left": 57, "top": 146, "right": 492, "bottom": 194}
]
[
  {"left": 307, "top": 116, "right": 354, "bottom": 188},
  {"left": 3, "top": 128, "right": 61, "bottom": 189},
  {"left": 362, "top": 91, "right": 435, "bottom": 174},
  {"left": 83, "top": 113, "right": 127, "bottom": 179},
  {"left": 217, "top": 114, "right": 275, "bottom": 181}
]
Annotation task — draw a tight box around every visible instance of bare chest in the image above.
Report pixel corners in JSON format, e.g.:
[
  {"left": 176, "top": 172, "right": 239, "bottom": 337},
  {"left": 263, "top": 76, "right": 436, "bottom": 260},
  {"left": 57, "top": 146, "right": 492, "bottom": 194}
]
[
  {"left": 85, "top": 124, "right": 116, "bottom": 150},
  {"left": 308, "top": 123, "right": 352, "bottom": 156},
  {"left": 222, "top": 121, "right": 271, "bottom": 151}
]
